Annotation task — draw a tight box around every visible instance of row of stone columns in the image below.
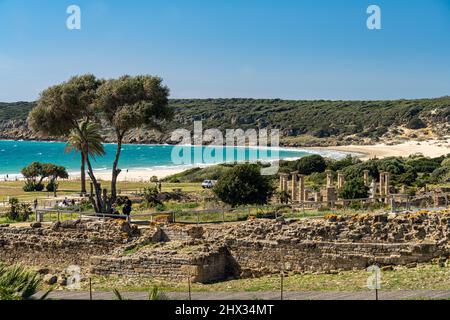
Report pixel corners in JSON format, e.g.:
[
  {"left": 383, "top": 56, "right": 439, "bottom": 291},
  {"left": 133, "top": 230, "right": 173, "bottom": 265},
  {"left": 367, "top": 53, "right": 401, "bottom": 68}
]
[
  {"left": 279, "top": 169, "right": 391, "bottom": 202},
  {"left": 280, "top": 172, "right": 306, "bottom": 202}
]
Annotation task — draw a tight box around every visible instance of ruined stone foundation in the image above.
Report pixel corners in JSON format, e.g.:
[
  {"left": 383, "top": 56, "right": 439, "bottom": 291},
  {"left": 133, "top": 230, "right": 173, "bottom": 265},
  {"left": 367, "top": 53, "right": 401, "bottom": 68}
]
[{"left": 0, "top": 212, "right": 449, "bottom": 283}]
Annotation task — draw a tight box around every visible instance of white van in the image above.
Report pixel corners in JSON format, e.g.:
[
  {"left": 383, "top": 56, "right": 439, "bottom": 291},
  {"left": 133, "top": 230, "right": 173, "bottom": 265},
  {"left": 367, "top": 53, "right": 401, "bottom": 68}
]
[{"left": 201, "top": 180, "right": 217, "bottom": 189}]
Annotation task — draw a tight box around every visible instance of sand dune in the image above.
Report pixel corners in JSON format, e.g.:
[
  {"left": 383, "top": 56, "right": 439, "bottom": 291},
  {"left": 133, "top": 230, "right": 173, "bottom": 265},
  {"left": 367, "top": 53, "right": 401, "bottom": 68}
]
[{"left": 321, "top": 139, "right": 450, "bottom": 161}]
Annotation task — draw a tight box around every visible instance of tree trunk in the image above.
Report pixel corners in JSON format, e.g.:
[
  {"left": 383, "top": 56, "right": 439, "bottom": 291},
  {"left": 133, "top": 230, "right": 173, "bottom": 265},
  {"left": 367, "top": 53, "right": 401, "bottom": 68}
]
[
  {"left": 80, "top": 152, "right": 87, "bottom": 194},
  {"left": 110, "top": 131, "right": 124, "bottom": 205},
  {"left": 74, "top": 122, "right": 106, "bottom": 213},
  {"left": 85, "top": 154, "right": 105, "bottom": 213}
]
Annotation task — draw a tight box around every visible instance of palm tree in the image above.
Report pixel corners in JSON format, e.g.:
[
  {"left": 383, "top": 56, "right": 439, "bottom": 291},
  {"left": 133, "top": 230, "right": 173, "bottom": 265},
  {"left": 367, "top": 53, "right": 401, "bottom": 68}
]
[{"left": 65, "top": 121, "right": 105, "bottom": 194}]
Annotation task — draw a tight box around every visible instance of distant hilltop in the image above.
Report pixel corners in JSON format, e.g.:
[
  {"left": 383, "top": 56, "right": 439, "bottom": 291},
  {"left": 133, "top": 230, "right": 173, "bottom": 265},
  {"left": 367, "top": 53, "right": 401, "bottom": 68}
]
[{"left": 1, "top": 97, "right": 449, "bottom": 147}]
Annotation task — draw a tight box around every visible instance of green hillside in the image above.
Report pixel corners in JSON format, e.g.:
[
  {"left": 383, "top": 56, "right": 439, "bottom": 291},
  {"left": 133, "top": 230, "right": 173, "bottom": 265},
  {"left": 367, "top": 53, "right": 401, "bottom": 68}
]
[
  {"left": 1, "top": 97, "right": 449, "bottom": 145},
  {"left": 0, "top": 102, "right": 35, "bottom": 121}
]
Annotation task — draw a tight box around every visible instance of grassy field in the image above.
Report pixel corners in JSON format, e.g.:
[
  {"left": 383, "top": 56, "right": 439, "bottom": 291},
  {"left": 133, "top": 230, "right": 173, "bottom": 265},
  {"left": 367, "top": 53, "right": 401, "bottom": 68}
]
[
  {"left": 0, "top": 180, "right": 203, "bottom": 202},
  {"left": 79, "top": 262, "right": 449, "bottom": 293}
]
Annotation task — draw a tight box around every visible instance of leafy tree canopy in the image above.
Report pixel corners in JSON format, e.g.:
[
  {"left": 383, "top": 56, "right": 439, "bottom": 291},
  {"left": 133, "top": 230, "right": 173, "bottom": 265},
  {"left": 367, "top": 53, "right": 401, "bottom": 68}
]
[
  {"left": 294, "top": 155, "right": 327, "bottom": 175},
  {"left": 213, "top": 164, "right": 275, "bottom": 207},
  {"left": 338, "top": 178, "right": 369, "bottom": 200}
]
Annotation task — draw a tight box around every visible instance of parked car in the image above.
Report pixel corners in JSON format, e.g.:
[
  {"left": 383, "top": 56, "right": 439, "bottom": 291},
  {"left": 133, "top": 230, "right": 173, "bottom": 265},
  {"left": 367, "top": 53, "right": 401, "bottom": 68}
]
[{"left": 201, "top": 180, "right": 217, "bottom": 189}]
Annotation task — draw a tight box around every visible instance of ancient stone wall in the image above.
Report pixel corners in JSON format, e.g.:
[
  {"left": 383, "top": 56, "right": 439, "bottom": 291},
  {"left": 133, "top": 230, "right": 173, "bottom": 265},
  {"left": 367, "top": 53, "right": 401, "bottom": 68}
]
[
  {"left": 90, "top": 245, "right": 227, "bottom": 283},
  {"left": 0, "top": 220, "right": 139, "bottom": 269},
  {"left": 1, "top": 212, "right": 449, "bottom": 283},
  {"left": 226, "top": 240, "right": 440, "bottom": 276}
]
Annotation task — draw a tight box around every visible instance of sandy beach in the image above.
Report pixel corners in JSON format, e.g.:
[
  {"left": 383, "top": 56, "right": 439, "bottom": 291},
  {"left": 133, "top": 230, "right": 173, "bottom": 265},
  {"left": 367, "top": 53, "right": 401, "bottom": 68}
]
[
  {"left": 321, "top": 139, "right": 450, "bottom": 161},
  {"left": 82, "top": 167, "right": 190, "bottom": 182},
  {"left": 88, "top": 139, "right": 450, "bottom": 181}
]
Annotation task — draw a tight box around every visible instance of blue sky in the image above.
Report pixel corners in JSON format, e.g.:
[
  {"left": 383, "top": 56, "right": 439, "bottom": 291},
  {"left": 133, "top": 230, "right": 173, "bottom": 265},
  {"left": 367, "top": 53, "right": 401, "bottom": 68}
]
[{"left": 0, "top": 0, "right": 449, "bottom": 101}]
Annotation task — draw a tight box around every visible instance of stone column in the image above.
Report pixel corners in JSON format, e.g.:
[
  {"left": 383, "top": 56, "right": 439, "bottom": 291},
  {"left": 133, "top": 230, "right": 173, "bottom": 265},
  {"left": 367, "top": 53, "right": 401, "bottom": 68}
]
[
  {"left": 298, "top": 174, "right": 305, "bottom": 202},
  {"left": 279, "top": 174, "right": 287, "bottom": 192},
  {"left": 304, "top": 190, "right": 310, "bottom": 202},
  {"left": 379, "top": 171, "right": 385, "bottom": 197},
  {"left": 384, "top": 172, "right": 390, "bottom": 196},
  {"left": 291, "top": 172, "right": 298, "bottom": 202},
  {"left": 370, "top": 180, "right": 377, "bottom": 200},
  {"left": 314, "top": 192, "right": 321, "bottom": 203},
  {"left": 363, "top": 170, "right": 370, "bottom": 187},
  {"left": 326, "top": 170, "right": 334, "bottom": 188},
  {"left": 337, "top": 171, "right": 345, "bottom": 189}
]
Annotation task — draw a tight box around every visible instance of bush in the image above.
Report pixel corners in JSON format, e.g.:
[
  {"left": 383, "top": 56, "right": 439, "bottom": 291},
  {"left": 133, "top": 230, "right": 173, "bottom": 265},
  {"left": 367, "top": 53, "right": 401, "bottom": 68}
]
[
  {"left": 406, "top": 117, "right": 426, "bottom": 129},
  {"left": 45, "top": 181, "right": 57, "bottom": 192},
  {"left": 294, "top": 155, "right": 327, "bottom": 175},
  {"left": 348, "top": 201, "right": 363, "bottom": 210},
  {"left": 395, "top": 170, "right": 418, "bottom": 186},
  {"left": 406, "top": 157, "right": 440, "bottom": 173},
  {"left": 213, "top": 164, "right": 275, "bottom": 207},
  {"left": 0, "top": 264, "right": 44, "bottom": 300},
  {"left": 143, "top": 186, "right": 162, "bottom": 208},
  {"left": 327, "top": 156, "right": 361, "bottom": 172},
  {"left": 338, "top": 178, "right": 369, "bottom": 200},
  {"left": 441, "top": 158, "right": 450, "bottom": 167},
  {"left": 377, "top": 157, "right": 408, "bottom": 175},
  {"left": 430, "top": 167, "right": 450, "bottom": 183},
  {"left": 6, "top": 198, "right": 32, "bottom": 222},
  {"left": 22, "top": 182, "right": 44, "bottom": 192},
  {"left": 163, "top": 166, "right": 231, "bottom": 183}
]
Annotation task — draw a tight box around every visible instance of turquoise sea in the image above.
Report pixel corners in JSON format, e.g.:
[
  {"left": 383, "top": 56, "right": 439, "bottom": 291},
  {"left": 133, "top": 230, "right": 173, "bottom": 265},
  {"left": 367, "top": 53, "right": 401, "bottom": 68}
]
[{"left": 0, "top": 140, "right": 344, "bottom": 176}]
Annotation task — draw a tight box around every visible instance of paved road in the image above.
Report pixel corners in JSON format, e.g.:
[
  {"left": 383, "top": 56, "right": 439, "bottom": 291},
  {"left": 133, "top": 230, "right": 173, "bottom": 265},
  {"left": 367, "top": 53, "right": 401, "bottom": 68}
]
[{"left": 36, "top": 290, "right": 450, "bottom": 300}]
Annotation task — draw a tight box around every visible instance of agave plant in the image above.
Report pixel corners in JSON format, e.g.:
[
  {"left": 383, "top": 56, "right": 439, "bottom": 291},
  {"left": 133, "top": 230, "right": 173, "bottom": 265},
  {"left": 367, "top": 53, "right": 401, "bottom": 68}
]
[
  {"left": 148, "top": 286, "right": 168, "bottom": 300},
  {"left": 0, "top": 264, "right": 51, "bottom": 300}
]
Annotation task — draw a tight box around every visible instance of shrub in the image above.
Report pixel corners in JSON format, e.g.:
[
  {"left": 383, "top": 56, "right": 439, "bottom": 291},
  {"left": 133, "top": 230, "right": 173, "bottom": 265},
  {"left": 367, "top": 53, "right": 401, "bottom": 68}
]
[
  {"left": 294, "top": 155, "right": 327, "bottom": 175},
  {"left": 348, "top": 201, "right": 363, "bottom": 210},
  {"left": 406, "top": 117, "right": 426, "bottom": 129},
  {"left": 23, "top": 182, "right": 36, "bottom": 192},
  {"left": 441, "top": 158, "right": 450, "bottom": 167},
  {"left": 430, "top": 167, "right": 450, "bottom": 183},
  {"left": 327, "top": 155, "right": 361, "bottom": 172},
  {"left": 213, "top": 164, "right": 275, "bottom": 207},
  {"left": 6, "top": 198, "right": 32, "bottom": 222},
  {"left": 0, "top": 264, "right": 45, "bottom": 300},
  {"left": 45, "top": 181, "right": 57, "bottom": 192},
  {"left": 22, "top": 182, "right": 44, "bottom": 192},
  {"left": 395, "top": 170, "right": 418, "bottom": 186},
  {"left": 338, "top": 178, "right": 369, "bottom": 200},
  {"left": 163, "top": 166, "right": 231, "bottom": 183},
  {"left": 155, "top": 204, "right": 166, "bottom": 212},
  {"left": 143, "top": 186, "right": 162, "bottom": 208},
  {"left": 406, "top": 157, "right": 440, "bottom": 173}
]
